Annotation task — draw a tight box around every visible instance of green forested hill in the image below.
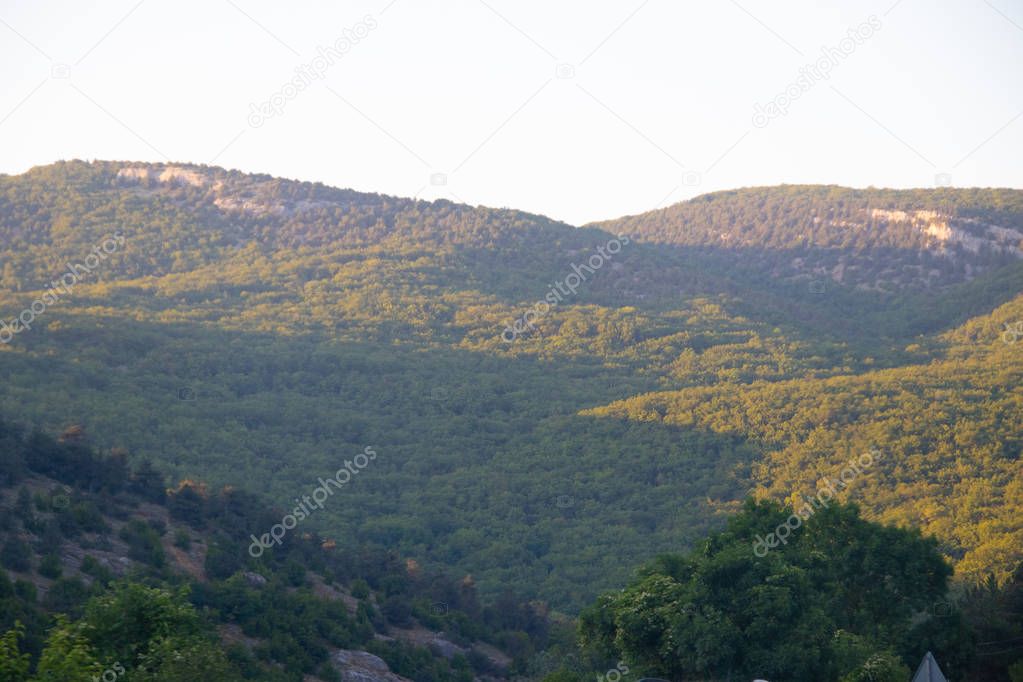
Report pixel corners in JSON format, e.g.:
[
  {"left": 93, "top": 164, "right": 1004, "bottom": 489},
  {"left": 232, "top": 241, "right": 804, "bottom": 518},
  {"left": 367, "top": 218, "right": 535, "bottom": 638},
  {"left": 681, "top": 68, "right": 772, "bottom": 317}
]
[
  {"left": 590, "top": 184, "right": 1023, "bottom": 289},
  {"left": 0, "top": 418, "right": 553, "bottom": 681},
  {"left": 1, "top": 160, "right": 1021, "bottom": 611},
  {"left": 583, "top": 293, "right": 1023, "bottom": 586}
]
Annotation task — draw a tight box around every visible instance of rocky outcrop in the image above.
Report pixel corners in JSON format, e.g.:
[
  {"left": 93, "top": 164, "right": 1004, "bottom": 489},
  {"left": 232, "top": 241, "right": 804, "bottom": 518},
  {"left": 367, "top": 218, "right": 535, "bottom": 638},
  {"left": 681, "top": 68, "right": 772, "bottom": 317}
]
[
  {"left": 115, "top": 163, "right": 333, "bottom": 217},
  {"left": 331, "top": 649, "right": 409, "bottom": 682},
  {"left": 870, "top": 208, "right": 1023, "bottom": 258},
  {"left": 117, "top": 165, "right": 210, "bottom": 188}
]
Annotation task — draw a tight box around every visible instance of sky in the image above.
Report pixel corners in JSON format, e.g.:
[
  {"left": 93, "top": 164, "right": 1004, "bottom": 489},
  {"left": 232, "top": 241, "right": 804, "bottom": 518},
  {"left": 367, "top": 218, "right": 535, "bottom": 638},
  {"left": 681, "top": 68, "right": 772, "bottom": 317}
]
[{"left": 1, "top": 0, "right": 1021, "bottom": 226}]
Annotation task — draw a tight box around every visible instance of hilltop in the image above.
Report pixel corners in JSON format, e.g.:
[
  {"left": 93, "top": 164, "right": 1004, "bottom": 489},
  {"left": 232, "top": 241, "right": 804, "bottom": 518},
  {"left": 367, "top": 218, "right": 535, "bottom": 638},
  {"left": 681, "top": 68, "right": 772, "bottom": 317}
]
[{"left": 0, "top": 160, "right": 1021, "bottom": 611}]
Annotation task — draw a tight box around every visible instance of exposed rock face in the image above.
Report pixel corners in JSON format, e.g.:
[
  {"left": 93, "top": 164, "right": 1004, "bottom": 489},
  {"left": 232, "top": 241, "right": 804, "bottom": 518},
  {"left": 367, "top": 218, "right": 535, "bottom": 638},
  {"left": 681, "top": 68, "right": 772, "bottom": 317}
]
[
  {"left": 158, "top": 167, "right": 208, "bottom": 187},
  {"left": 117, "top": 165, "right": 209, "bottom": 188},
  {"left": 242, "top": 571, "right": 267, "bottom": 587},
  {"left": 870, "top": 208, "right": 1023, "bottom": 258},
  {"left": 387, "top": 625, "right": 468, "bottom": 662},
  {"left": 426, "top": 636, "right": 465, "bottom": 660},
  {"left": 332, "top": 649, "right": 409, "bottom": 682},
  {"left": 116, "top": 166, "right": 153, "bottom": 182},
  {"left": 115, "top": 163, "right": 332, "bottom": 217}
]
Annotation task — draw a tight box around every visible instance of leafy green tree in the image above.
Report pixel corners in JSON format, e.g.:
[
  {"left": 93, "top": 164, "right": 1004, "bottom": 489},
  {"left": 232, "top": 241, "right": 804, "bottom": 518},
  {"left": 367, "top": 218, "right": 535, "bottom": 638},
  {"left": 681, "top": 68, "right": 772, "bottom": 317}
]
[
  {"left": 42, "top": 577, "right": 89, "bottom": 615},
  {"left": 832, "top": 631, "right": 909, "bottom": 682},
  {"left": 540, "top": 671, "right": 585, "bottom": 682},
  {"left": 580, "top": 499, "right": 955, "bottom": 680},
  {"left": 0, "top": 539, "right": 31, "bottom": 573},
  {"left": 117, "top": 520, "right": 165, "bottom": 567},
  {"left": 132, "top": 639, "right": 240, "bottom": 682},
  {"left": 32, "top": 615, "right": 102, "bottom": 682},
  {"left": 839, "top": 651, "right": 909, "bottom": 682},
  {"left": 0, "top": 621, "right": 30, "bottom": 682},
  {"left": 36, "top": 555, "right": 61, "bottom": 580},
  {"left": 81, "top": 583, "right": 201, "bottom": 668},
  {"left": 129, "top": 460, "right": 166, "bottom": 503}
]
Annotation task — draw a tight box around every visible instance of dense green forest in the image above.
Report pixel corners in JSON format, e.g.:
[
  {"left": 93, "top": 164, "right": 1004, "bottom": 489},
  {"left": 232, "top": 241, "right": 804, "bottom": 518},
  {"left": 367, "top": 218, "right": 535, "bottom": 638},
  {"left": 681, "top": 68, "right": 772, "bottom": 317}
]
[
  {"left": 583, "top": 291, "right": 1023, "bottom": 586},
  {"left": 0, "top": 161, "right": 1021, "bottom": 673},
  {"left": 0, "top": 161, "right": 1018, "bottom": 613},
  {"left": 0, "top": 418, "right": 1019, "bottom": 680},
  {"left": 0, "top": 419, "right": 558, "bottom": 680}
]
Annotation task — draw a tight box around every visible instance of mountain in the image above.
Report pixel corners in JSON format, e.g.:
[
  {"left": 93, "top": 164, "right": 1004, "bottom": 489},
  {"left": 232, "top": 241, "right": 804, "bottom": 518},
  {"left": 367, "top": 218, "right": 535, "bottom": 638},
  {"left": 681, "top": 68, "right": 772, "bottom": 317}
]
[
  {"left": 1, "top": 160, "right": 1022, "bottom": 615},
  {"left": 0, "top": 418, "right": 543, "bottom": 681},
  {"left": 591, "top": 184, "right": 1023, "bottom": 339},
  {"left": 582, "top": 290, "right": 1023, "bottom": 584},
  {"left": 591, "top": 184, "right": 1023, "bottom": 292}
]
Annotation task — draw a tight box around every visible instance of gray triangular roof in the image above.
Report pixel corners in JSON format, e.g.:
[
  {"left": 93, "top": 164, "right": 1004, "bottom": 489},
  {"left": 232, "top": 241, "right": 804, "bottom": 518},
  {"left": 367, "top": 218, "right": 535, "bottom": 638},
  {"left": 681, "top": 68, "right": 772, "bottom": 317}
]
[{"left": 911, "top": 651, "right": 948, "bottom": 682}]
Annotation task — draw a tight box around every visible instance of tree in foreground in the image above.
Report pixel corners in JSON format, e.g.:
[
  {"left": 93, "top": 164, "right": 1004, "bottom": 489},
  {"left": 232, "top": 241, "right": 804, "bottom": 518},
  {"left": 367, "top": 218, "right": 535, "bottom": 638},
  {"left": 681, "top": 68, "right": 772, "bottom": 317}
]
[
  {"left": 579, "top": 499, "right": 966, "bottom": 681},
  {"left": 0, "top": 582, "right": 240, "bottom": 682}
]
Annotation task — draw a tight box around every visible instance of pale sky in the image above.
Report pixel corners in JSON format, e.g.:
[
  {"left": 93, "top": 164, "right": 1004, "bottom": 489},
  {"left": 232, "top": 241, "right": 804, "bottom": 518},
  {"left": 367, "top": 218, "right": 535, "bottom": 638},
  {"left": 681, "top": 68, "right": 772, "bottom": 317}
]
[{"left": 1, "top": 0, "right": 1021, "bottom": 225}]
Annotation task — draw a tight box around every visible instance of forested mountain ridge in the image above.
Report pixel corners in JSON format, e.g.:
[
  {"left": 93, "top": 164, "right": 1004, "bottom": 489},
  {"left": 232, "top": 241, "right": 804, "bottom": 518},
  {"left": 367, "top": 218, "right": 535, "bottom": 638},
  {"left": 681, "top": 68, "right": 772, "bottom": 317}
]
[
  {"left": 0, "top": 159, "right": 583, "bottom": 280},
  {"left": 591, "top": 184, "right": 1023, "bottom": 293},
  {"left": 1, "top": 160, "right": 1021, "bottom": 615},
  {"left": 6, "top": 162, "right": 1023, "bottom": 297},
  {"left": 5, "top": 161, "right": 1022, "bottom": 347}
]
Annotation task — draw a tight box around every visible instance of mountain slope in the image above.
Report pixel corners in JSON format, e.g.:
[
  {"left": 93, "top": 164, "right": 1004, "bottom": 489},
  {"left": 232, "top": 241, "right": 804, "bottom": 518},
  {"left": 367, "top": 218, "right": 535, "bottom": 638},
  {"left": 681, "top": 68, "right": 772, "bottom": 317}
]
[
  {"left": 0, "top": 418, "right": 542, "bottom": 680},
  {"left": 1, "top": 160, "right": 1021, "bottom": 610},
  {"left": 582, "top": 292, "right": 1023, "bottom": 583},
  {"left": 591, "top": 184, "right": 1023, "bottom": 291}
]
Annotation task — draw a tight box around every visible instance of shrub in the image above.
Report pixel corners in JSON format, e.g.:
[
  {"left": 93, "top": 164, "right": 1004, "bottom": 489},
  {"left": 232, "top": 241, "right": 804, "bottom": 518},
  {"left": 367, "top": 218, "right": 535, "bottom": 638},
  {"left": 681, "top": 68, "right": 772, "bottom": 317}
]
[
  {"left": 38, "top": 553, "right": 62, "bottom": 579},
  {"left": 118, "top": 519, "right": 165, "bottom": 567},
  {"left": 350, "top": 578, "right": 370, "bottom": 599},
  {"left": 173, "top": 529, "right": 191, "bottom": 550},
  {"left": 0, "top": 538, "right": 31, "bottom": 573}
]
